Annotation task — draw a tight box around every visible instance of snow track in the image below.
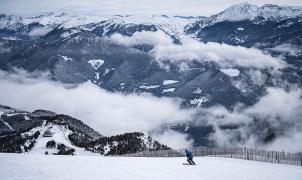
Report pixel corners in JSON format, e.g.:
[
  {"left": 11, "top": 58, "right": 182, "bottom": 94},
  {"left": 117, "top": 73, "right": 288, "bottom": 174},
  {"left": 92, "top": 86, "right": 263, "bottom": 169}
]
[
  {"left": 0, "top": 112, "right": 14, "bottom": 131},
  {"left": 1, "top": 154, "right": 301, "bottom": 180},
  {"left": 0, "top": 118, "right": 14, "bottom": 131}
]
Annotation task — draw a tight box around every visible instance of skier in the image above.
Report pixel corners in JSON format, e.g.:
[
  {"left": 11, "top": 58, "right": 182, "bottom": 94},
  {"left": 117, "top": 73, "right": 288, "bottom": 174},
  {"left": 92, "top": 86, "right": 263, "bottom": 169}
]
[{"left": 185, "top": 149, "right": 195, "bottom": 165}]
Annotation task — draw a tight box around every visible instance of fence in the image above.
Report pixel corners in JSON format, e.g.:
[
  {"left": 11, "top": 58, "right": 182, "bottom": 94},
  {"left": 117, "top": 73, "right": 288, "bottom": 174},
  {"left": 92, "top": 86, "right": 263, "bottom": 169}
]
[
  {"left": 123, "top": 149, "right": 183, "bottom": 157},
  {"left": 123, "top": 146, "right": 302, "bottom": 166}
]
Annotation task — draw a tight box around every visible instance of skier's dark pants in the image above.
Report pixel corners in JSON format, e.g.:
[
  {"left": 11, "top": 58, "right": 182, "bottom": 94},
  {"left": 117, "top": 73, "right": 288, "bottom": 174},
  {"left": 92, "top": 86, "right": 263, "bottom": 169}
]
[{"left": 187, "top": 158, "right": 195, "bottom": 165}]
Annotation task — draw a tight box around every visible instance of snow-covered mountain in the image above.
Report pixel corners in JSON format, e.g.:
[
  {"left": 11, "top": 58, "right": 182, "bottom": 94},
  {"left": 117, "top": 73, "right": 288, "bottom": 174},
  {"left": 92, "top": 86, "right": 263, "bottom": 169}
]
[
  {"left": 0, "top": 13, "right": 201, "bottom": 41},
  {"left": 0, "top": 3, "right": 301, "bottom": 147},
  {"left": 0, "top": 105, "right": 170, "bottom": 155},
  {"left": 2, "top": 3, "right": 301, "bottom": 36},
  {"left": 190, "top": 3, "right": 302, "bottom": 28},
  {"left": 186, "top": 3, "right": 302, "bottom": 47}
]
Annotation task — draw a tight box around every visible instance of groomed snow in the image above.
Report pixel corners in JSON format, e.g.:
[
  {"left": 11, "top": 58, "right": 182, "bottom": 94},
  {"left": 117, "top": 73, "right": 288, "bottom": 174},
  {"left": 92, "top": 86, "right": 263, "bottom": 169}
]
[
  {"left": 1, "top": 154, "right": 302, "bottom": 180},
  {"left": 139, "top": 85, "right": 160, "bottom": 89},
  {"left": 162, "top": 88, "right": 175, "bottom": 93},
  {"left": 220, "top": 68, "right": 240, "bottom": 77},
  {"left": 163, "top": 80, "right": 179, "bottom": 86}
]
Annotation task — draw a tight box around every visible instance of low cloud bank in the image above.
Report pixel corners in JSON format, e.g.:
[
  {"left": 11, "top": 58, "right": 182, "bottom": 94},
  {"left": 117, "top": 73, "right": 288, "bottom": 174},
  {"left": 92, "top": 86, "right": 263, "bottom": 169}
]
[
  {"left": 0, "top": 70, "right": 194, "bottom": 148},
  {"left": 110, "top": 31, "right": 285, "bottom": 70},
  {"left": 1, "top": 69, "right": 301, "bottom": 152},
  {"left": 197, "top": 88, "right": 302, "bottom": 152},
  {"left": 152, "top": 130, "right": 194, "bottom": 149}
]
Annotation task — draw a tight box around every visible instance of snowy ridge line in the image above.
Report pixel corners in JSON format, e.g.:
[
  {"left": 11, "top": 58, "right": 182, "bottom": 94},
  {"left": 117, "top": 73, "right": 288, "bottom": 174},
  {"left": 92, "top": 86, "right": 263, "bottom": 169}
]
[
  {"left": 1, "top": 3, "right": 301, "bottom": 41},
  {"left": 214, "top": 3, "right": 302, "bottom": 22},
  {"left": 0, "top": 104, "right": 170, "bottom": 156},
  {"left": 186, "top": 3, "right": 302, "bottom": 29},
  {"left": 122, "top": 146, "right": 302, "bottom": 166},
  {"left": 2, "top": 2, "right": 301, "bottom": 29},
  {"left": 0, "top": 13, "right": 200, "bottom": 40}
]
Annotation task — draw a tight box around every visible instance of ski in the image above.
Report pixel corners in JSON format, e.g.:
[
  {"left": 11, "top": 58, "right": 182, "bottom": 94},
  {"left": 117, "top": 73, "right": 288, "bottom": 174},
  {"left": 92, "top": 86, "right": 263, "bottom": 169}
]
[{"left": 183, "top": 163, "right": 196, "bottom": 165}]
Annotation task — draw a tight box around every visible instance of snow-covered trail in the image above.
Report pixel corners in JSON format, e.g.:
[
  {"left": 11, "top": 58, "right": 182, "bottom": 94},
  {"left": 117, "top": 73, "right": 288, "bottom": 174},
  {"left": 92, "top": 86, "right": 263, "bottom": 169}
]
[{"left": 1, "top": 153, "right": 302, "bottom": 180}]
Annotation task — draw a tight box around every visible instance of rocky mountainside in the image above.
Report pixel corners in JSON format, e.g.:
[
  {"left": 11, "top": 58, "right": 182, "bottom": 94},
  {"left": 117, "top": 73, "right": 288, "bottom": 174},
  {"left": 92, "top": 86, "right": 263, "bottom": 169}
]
[
  {"left": 0, "top": 105, "right": 170, "bottom": 155},
  {"left": 186, "top": 3, "right": 302, "bottom": 57},
  {"left": 185, "top": 3, "right": 302, "bottom": 105},
  {"left": 0, "top": 3, "right": 301, "bottom": 109},
  {"left": 0, "top": 3, "right": 301, "bottom": 147}
]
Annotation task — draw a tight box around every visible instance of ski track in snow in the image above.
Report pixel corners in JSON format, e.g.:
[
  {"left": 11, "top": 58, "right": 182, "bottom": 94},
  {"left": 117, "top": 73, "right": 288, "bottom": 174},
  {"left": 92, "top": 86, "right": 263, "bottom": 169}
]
[
  {"left": 0, "top": 119, "right": 14, "bottom": 131},
  {"left": 0, "top": 112, "right": 14, "bottom": 131},
  {"left": 0, "top": 154, "right": 301, "bottom": 180}
]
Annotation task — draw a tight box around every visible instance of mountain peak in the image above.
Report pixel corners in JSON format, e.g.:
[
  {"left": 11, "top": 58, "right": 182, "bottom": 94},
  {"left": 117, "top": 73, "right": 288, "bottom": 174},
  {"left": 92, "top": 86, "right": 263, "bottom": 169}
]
[
  {"left": 210, "top": 3, "right": 302, "bottom": 24},
  {"left": 229, "top": 2, "right": 257, "bottom": 9},
  {"left": 214, "top": 2, "right": 259, "bottom": 22},
  {"left": 259, "top": 4, "right": 302, "bottom": 19}
]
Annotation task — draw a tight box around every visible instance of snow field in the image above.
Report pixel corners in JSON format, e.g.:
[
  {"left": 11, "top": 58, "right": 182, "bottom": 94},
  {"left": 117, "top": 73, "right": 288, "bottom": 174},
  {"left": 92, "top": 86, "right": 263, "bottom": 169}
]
[{"left": 1, "top": 154, "right": 302, "bottom": 180}]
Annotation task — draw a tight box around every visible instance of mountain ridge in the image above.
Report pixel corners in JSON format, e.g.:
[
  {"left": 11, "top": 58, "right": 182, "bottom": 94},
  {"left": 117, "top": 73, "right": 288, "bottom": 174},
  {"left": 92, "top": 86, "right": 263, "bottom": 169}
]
[
  {"left": 0, "top": 104, "right": 170, "bottom": 155},
  {"left": 0, "top": 3, "right": 301, "bottom": 148}
]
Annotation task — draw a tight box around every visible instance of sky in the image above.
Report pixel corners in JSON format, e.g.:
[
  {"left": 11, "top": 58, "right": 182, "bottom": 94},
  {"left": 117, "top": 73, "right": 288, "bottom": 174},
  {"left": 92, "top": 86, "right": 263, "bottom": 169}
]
[{"left": 0, "top": 0, "right": 302, "bottom": 16}]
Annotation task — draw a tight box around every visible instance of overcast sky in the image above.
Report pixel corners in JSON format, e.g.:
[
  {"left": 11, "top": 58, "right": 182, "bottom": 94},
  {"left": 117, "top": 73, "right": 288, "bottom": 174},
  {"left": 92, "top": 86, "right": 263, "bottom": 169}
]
[{"left": 0, "top": 0, "right": 302, "bottom": 16}]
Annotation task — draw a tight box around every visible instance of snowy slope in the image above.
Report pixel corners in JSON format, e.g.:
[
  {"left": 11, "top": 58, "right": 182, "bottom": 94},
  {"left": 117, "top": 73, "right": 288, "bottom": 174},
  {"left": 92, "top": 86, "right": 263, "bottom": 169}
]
[
  {"left": 27, "top": 123, "right": 96, "bottom": 156},
  {"left": 1, "top": 3, "right": 300, "bottom": 41},
  {"left": 213, "top": 3, "right": 302, "bottom": 22},
  {"left": 2, "top": 3, "right": 301, "bottom": 32},
  {"left": 0, "top": 104, "right": 169, "bottom": 155},
  {"left": 0, "top": 13, "right": 200, "bottom": 40},
  {"left": 189, "top": 3, "right": 302, "bottom": 29},
  {"left": 1, "top": 154, "right": 301, "bottom": 180}
]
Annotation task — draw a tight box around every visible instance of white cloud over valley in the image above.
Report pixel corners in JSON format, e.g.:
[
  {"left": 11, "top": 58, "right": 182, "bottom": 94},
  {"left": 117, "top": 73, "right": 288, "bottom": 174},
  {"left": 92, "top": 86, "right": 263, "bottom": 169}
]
[
  {"left": 0, "top": 69, "right": 302, "bottom": 152},
  {"left": 198, "top": 88, "right": 302, "bottom": 152},
  {"left": 110, "top": 31, "right": 286, "bottom": 70},
  {"left": 0, "top": 69, "right": 194, "bottom": 148}
]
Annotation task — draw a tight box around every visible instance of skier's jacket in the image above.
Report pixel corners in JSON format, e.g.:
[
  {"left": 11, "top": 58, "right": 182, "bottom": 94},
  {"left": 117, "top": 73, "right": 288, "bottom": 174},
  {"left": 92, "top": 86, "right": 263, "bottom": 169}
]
[{"left": 185, "top": 149, "right": 193, "bottom": 159}]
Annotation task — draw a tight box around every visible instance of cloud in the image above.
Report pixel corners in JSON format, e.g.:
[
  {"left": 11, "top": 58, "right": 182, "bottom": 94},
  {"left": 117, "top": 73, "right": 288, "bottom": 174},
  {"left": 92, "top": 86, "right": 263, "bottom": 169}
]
[
  {"left": 245, "top": 88, "right": 302, "bottom": 123},
  {"left": 28, "top": 27, "right": 54, "bottom": 37},
  {"left": 151, "top": 130, "right": 194, "bottom": 149},
  {"left": 110, "top": 31, "right": 286, "bottom": 70},
  {"left": 268, "top": 43, "right": 302, "bottom": 56},
  {"left": 110, "top": 31, "right": 173, "bottom": 47},
  {"left": 264, "top": 131, "right": 302, "bottom": 152},
  {"left": 197, "top": 87, "right": 302, "bottom": 152},
  {"left": 0, "top": 69, "right": 194, "bottom": 148},
  {"left": 1, "top": 69, "right": 301, "bottom": 152}
]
